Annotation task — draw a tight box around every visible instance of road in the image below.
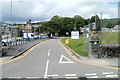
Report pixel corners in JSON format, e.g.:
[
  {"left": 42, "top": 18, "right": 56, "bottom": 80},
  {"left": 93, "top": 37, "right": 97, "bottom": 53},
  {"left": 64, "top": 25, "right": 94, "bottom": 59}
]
[{"left": 1, "top": 39, "right": 119, "bottom": 79}]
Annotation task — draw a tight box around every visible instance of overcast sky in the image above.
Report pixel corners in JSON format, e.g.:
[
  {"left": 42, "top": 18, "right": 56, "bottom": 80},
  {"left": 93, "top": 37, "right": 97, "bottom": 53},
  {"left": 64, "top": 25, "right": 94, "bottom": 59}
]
[{"left": 0, "top": 0, "right": 119, "bottom": 24}]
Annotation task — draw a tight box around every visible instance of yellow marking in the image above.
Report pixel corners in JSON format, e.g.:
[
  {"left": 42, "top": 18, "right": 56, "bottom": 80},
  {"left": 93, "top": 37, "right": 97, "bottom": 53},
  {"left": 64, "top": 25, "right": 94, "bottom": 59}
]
[
  {"left": 0, "top": 40, "right": 48, "bottom": 64},
  {"left": 59, "top": 40, "right": 120, "bottom": 70}
]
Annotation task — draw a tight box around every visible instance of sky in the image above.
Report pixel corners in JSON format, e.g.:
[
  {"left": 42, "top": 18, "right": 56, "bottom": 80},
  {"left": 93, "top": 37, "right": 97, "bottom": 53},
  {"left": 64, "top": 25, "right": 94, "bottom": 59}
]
[{"left": 0, "top": 0, "right": 119, "bottom": 24}]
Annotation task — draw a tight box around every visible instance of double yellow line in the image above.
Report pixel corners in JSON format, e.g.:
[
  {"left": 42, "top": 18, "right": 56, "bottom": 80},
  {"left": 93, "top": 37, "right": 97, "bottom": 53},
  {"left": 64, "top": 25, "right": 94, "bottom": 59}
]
[
  {"left": 0, "top": 40, "right": 48, "bottom": 64},
  {"left": 59, "top": 40, "right": 120, "bottom": 70}
]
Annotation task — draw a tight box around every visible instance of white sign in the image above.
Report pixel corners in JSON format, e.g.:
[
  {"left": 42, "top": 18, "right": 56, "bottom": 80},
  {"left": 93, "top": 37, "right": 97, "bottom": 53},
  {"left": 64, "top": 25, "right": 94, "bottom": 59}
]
[{"left": 71, "top": 31, "right": 79, "bottom": 39}]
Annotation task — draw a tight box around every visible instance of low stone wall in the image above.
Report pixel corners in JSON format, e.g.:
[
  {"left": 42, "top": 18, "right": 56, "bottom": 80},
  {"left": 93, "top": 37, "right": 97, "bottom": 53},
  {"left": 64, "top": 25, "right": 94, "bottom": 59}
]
[{"left": 99, "top": 44, "right": 120, "bottom": 58}]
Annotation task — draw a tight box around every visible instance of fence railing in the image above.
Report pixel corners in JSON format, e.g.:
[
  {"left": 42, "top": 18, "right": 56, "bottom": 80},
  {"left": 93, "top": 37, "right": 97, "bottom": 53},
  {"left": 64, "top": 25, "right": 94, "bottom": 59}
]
[{"left": 1, "top": 37, "right": 48, "bottom": 56}]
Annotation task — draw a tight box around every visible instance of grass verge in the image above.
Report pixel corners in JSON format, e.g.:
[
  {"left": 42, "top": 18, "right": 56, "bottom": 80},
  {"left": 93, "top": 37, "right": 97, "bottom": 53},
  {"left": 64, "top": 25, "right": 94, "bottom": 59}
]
[{"left": 61, "top": 35, "right": 88, "bottom": 56}]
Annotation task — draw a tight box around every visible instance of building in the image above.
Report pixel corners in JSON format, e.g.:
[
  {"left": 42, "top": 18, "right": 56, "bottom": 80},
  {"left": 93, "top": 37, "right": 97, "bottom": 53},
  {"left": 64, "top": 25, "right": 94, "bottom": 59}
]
[
  {"left": 101, "top": 28, "right": 110, "bottom": 32},
  {"left": 24, "top": 19, "right": 34, "bottom": 33},
  {"left": 111, "top": 25, "right": 120, "bottom": 32},
  {"left": 1, "top": 23, "right": 11, "bottom": 38}
]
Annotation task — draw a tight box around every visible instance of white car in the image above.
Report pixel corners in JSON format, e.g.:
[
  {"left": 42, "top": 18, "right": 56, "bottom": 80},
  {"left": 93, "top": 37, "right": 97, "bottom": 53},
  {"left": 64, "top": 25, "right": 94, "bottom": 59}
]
[{"left": 2, "top": 38, "right": 12, "bottom": 43}]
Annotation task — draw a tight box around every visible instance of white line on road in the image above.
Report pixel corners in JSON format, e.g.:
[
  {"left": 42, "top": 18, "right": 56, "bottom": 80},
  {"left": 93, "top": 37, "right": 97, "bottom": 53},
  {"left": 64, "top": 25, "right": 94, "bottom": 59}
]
[
  {"left": 87, "top": 76, "right": 98, "bottom": 78},
  {"left": 66, "top": 77, "right": 78, "bottom": 79},
  {"left": 26, "top": 77, "right": 40, "bottom": 79},
  {"left": 47, "top": 74, "right": 58, "bottom": 79},
  {"left": 59, "top": 55, "right": 74, "bottom": 63},
  {"left": 102, "top": 72, "right": 114, "bottom": 75},
  {"left": 65, "top": 74, "right": 76, "bottom": 76},
  {"left": 48, "top": 50, "right": 51, "bottom": 56},
  {"left": 65, "top": 74, "right": 77, "bottom": 79},
  {"left": 8, "top": 77, "right": 15, "bottom": 78},
  {"left": 8, "top": 77, "right": 22, "bottom": 79},
  {"left": 85, "top": 73, "right": 97, "bottom": 76},
  {"left": 44, "top": 60, "right": 49, "bottom": 78},
  {"left": 106, "top": 75, "right": 118, "bottom": 78},
  {"left": 47, "top": 74, "right": 59, "bottom": 77}
]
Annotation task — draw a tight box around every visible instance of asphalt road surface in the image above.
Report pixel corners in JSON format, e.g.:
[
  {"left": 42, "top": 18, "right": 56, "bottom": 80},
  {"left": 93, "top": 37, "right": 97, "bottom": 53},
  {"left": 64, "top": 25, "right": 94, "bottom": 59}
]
[{"left": 1, "top": 39, "right": 119, "bottom": 79}]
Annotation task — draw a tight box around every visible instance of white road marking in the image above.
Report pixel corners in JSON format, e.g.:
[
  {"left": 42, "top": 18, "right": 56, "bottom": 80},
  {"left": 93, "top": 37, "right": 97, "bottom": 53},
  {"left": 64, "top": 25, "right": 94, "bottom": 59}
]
[
  {"left": 66, "top": 77, "right": 78, "bottom": 79},
  {"left": 8, "top": 77, "right": 15, "bottom": 78},
  {"left": 44, "top": 60, "right": 49, "bottom": 78},
  {"left": 106, "top": 75, "right": 118, "bottom": 78},
  {"left": 26, "top": 77, "right": 40, "bottom": 79},
  {"left": 65, "top": 74, "right": 77, "bottom": 79},
  {"left": 48, "top": 50, "right": 51, "bottom": 56},
  {"left": 102, "top": 72, "right": 114, "bottom": 75},
  {"left": 87, "top": 76, "right": 98, "bottom": 78},
  {"left": 15, "top": 77, "right": 22, "bottom": 79},
  {"left": 59, "top": 55, "right": 74, "bottom": 63},
  {"left": 47, "top": 74, "right": 58, "bottom": 77},
  {"left": 65, "top": 74, "right": 76, "bottom": 76},
  {"left": 85, "top": 73, "right": 97, "bottom": 76},
  {"left": 8, "top": 77, "right": 22, "bottom": 79},
  {"left": 47, "top": 74, "right": 58, "bottom": 78}
]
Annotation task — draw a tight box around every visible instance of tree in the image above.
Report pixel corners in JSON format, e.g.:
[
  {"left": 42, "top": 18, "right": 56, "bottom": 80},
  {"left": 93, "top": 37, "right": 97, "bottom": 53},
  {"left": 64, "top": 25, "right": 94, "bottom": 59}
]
[{"left": 73, "top": 15, "right": 86, "bottom": 28}]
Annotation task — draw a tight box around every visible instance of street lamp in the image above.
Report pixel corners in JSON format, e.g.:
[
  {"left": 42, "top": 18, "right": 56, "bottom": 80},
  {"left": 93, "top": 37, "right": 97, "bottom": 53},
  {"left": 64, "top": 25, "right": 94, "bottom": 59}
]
[{"left": 10, "top": 0, "right": 23, "bottom": 46}]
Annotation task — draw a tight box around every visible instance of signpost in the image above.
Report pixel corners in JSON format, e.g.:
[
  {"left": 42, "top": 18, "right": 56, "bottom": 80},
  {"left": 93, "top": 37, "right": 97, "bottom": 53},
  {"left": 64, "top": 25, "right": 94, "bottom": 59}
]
[{"left": 71, "top": 31, "right": 79, "bottom": 39}]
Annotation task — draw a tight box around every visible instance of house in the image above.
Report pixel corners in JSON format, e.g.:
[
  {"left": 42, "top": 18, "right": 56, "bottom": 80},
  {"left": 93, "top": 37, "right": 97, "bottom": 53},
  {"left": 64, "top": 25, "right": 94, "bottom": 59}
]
[
  {"left": 16, "top": 20, "right": 35, "bottom": 37},
  {"left": 111, "top": 25, "right": 120, "bottom": 32},
  {"left": 1, "top": 23, "right": 11, "bottom": 38},
  {"left": 24, "top": 19, "right": 34, "bottom": 33},
  {"left": 83, "top": 22, "right": 96, "bottom": 33},
  {"left": 101, "top": 28, "right": 110, "bottom": 32}
]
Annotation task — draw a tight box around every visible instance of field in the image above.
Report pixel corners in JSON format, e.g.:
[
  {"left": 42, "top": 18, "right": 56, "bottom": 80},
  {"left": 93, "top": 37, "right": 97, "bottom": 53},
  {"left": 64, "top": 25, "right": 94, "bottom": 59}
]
[{"left": 100, "top": 32, "right": 118, "bottom": 44}]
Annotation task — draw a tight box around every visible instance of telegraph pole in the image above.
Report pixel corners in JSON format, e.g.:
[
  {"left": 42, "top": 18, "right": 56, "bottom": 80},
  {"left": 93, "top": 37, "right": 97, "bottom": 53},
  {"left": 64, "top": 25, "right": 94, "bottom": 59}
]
[
  {"left": 100, "top": 12, "right": 102, "bottom": 32},
  {"left": 95, "top": 13, "right": 97, "bottom": 29},
  {"left": 100, "top": 12, "right": 102, "bottom": 44}
]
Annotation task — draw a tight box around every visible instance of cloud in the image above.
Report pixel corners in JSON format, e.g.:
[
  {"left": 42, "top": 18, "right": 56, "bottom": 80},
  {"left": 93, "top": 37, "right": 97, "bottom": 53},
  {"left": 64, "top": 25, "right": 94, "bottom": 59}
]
[{"left": 1, "top": 0, "right": 119, "bottom": 23}]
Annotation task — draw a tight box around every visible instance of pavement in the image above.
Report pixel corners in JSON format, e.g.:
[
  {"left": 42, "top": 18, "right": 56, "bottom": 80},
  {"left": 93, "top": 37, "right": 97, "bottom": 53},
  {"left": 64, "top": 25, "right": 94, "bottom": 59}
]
[
  {"left": 0, "top": 39, "right": 47, "bottom": 63},
  {"left": 0, "top": 38, "right": 119, "bottom": 79}
]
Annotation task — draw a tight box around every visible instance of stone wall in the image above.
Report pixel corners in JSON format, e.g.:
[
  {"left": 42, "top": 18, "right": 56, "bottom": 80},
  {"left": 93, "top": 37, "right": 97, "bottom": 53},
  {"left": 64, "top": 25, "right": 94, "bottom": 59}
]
[
  {"left": 90, "top": 43, "right": 120, "bottom": 58},
  {"left": 99, "top": 44, "right": 120, "bottom": 58}
]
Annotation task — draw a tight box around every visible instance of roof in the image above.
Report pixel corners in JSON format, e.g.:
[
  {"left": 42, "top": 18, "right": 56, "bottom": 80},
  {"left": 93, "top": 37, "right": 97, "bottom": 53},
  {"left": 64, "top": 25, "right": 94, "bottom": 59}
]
[{"left": 113, "top": 25, "right": 120, "bottom": 29}]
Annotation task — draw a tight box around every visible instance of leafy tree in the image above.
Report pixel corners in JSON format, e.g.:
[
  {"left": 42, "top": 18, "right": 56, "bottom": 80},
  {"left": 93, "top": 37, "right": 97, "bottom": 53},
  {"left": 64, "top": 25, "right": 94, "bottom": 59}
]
[{"left": 73, "top": 15, "right": 86, "bottom": 29}]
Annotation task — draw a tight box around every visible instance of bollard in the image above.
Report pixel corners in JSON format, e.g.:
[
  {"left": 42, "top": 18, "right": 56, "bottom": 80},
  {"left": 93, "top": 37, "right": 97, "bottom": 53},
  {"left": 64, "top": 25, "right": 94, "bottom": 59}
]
[{"left": 65, "top": 39, "right": 70, "bottom": 44}]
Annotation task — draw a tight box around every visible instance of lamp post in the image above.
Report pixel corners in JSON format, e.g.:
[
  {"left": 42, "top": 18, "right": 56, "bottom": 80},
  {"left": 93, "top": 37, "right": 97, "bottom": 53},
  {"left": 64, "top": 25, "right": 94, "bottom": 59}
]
[
  {"left": 9, "top": 1, "right": 13, "bottom": 48},
  {"left": 10, "top": 1, "right": 23, "bottom": 46},
  {"left": 10, "top": 1, "right": 13, "bottom": 21}
]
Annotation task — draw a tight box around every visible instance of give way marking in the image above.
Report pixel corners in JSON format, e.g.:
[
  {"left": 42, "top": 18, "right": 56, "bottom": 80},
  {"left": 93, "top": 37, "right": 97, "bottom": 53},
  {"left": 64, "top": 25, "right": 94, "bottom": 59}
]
[{"left": 59, "top": 55, "right": 74, "bottom": 63}]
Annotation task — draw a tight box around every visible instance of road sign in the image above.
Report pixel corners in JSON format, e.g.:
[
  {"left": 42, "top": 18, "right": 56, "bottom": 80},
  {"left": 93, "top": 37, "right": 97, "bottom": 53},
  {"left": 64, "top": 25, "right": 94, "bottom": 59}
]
[{"left": 71, "top": 31, "right": 79, "bottom": 39}]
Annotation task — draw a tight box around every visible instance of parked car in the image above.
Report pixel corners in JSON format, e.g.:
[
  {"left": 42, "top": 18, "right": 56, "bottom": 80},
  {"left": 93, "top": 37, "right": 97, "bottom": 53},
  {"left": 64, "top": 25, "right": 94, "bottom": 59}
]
[{"left": 0, "top": 34, "right": 2, "bottom": 57}]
